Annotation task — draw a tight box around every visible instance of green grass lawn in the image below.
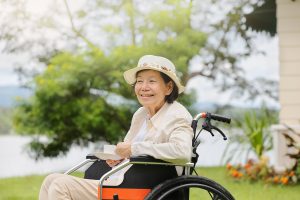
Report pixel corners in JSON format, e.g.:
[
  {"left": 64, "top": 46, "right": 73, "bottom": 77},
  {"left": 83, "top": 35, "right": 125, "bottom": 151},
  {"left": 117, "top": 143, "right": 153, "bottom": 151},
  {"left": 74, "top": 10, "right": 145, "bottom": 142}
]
[
  {"left": 0, "top": 172, "right": 83, "bottom": 200},
  {"left": 0, "top": 174, "right": 44, "bottom": 200},
  {"left": 0, "top": 168, "right": 299, "bottom": 200},
  {"left": 196, "top": 167, "right": 300, "bottom": 200}
]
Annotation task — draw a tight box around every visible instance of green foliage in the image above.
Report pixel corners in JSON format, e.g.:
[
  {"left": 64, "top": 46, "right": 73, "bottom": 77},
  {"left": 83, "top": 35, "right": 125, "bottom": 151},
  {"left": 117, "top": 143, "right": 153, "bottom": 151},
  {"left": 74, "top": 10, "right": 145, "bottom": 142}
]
[
  {"left": 240, "top": 110, "right": 273, "bottom": 156},
  {"left": 12, "top": 0, "right": 205, "bottom": 159},
  {"left": 13, "top": 50, "right": 137, "bottom": 158},
  {"left": 1, "top": 0, "right": 278, "bottom": 101},
  {"left": 224, "top": 106, "right": 278, "bottom": 163},
  {"left": 11, "top": 0, "right": 277, "bottom": 160}
]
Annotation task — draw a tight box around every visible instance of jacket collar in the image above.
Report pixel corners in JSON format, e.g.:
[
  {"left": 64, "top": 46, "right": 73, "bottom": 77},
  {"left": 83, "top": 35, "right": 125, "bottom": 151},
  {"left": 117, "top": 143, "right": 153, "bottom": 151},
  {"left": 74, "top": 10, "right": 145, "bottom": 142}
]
[
  {"left": 133, "top": 102, "right": 171, "bottom": 131},
  {"left": 148, "top": 102, "right": 170, "bottom": 129}
]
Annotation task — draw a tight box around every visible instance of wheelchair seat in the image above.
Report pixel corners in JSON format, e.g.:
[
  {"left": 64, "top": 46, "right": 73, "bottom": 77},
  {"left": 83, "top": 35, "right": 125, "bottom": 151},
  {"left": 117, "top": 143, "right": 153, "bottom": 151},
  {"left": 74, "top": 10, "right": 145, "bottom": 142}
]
[{"left": 84, "top": 156, "right": 185, "bottom": 200}]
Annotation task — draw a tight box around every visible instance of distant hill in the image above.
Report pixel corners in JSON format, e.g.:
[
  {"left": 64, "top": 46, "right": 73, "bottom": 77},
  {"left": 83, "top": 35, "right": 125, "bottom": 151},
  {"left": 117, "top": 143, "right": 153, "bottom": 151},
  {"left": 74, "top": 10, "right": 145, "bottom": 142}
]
[{"left": 0, "top": 86, "right": 32, "bottom": 108}]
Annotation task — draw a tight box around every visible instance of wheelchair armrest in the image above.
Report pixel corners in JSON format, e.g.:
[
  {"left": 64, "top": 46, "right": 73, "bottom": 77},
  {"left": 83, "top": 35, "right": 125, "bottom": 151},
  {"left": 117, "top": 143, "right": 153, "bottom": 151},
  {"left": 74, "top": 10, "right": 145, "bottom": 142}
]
[
  {"left": 86, "top": 153, "right": 99, "bottom": 160},
  {"left": 85, "top": 154, "right": 170, "bottom": 164},
  {"left": 129, "top": 155, "right": 169, "bottom": 163}
]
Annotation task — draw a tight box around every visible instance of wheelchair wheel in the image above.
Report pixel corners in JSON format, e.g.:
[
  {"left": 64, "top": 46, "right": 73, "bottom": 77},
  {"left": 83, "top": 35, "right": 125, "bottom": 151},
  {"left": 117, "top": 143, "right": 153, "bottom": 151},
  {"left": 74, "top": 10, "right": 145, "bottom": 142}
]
[{"left": 144, "top": 175, "right": 234, "bottom": 200}]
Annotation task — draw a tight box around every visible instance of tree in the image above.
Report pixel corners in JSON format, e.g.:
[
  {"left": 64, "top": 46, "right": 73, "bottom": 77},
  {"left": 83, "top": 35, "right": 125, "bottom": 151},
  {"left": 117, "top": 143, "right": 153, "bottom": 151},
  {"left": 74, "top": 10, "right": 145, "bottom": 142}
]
[
  {"left": 12, "top": 0, "right": 203, "bottom": 158},
  {"left": 191, "top": 0, "right": 278, "bottom": 100},
  {"left": 13, "top": 50, "right": 134, "bottom": 158},
  {"left": 7, "top": 0, "right": 278, "bottom": 158}
]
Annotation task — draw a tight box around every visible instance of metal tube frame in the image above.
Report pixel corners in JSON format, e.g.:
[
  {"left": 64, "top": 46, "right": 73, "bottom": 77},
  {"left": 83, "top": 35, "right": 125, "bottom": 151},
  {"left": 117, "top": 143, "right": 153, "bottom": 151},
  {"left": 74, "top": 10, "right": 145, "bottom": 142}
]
[{"left": 64, "top": 159, "right": 97, "bottom": 175}]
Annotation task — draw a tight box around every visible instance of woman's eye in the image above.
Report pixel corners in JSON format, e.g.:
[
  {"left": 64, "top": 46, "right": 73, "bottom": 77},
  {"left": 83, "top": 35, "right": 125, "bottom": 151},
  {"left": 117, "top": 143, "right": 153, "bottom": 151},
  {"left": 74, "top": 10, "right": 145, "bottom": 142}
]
[{"left": 149, "top": 80, "right": 156, "bottom": 83}]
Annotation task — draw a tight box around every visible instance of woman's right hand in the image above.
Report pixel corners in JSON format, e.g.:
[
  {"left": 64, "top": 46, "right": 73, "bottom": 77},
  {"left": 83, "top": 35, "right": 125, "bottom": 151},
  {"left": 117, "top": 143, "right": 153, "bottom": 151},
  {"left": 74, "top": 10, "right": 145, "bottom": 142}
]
[{"left": 106, "top": 159, "right": 123, "bottom": 168}]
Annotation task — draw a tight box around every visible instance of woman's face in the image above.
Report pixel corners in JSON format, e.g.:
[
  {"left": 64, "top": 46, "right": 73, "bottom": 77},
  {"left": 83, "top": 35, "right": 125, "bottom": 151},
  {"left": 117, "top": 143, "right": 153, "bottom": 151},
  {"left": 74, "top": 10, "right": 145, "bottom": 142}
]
[{"left": 135, "top": 70, "right": 173, "bottom": 115}]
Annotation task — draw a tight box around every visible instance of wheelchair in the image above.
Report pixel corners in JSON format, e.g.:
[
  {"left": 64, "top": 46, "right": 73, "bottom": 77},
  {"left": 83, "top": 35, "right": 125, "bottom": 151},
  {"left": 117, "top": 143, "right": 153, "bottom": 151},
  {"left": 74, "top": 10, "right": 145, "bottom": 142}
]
[{"left": 65, "top": 112, "right": 235, "bottom": 200}]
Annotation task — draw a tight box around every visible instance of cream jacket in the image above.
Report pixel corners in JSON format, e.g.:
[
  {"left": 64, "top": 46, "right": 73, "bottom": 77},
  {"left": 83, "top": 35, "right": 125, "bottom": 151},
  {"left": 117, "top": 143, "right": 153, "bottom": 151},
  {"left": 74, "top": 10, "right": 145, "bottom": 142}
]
[
  {"left": 124, "top": 101, "right": 193, "bottom": 164},
  {"left": 104, "top": 101, "right": 193, "bottom": 186}
]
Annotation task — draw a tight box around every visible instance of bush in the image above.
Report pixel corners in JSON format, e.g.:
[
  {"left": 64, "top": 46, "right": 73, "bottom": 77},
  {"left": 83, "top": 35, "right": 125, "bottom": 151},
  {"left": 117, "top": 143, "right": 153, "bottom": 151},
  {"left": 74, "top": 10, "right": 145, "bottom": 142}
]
[
  {"left": 223, "top": 105, "right": 278, "bottom": 164},
  {"left": 226, "top": 156, "right": 299, "bottom": 185}
]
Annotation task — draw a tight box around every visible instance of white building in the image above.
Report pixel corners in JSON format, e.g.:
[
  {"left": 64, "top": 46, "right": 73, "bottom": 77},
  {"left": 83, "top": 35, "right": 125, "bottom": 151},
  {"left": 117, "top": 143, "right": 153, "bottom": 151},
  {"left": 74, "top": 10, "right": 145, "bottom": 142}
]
[
  {"left": 273, "top": 0, "right": 300, "bottom": 171},
  {"left": 246, "top": 0, "right": 300, "bottom": 171}
]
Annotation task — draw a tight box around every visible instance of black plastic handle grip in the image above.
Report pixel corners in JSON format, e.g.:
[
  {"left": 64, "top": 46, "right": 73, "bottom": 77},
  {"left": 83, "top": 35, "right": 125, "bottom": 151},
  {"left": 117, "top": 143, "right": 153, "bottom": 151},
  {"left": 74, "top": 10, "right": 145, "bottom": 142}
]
[{"left": 210, "top": 113, "right": 231, "bottom": 124}]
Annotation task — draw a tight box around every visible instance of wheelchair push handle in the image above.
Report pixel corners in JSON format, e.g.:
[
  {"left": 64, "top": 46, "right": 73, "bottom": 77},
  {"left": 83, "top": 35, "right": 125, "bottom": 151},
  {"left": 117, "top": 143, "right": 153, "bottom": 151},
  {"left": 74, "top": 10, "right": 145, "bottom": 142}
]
[
  {"left": 193, "top": 112, "right": 231, "bottom": 124},
  {"left": 192, "top": 112, "right": 231, "bottom": 141}
]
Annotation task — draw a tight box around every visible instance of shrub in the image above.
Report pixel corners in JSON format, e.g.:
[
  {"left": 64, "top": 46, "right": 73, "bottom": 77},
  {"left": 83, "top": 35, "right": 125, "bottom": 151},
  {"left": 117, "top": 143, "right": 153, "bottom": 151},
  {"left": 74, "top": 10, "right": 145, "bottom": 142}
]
[
  {"left": 223, "top": 106, "right": 278, "bottom": 164},
  {"left": 226, "top": 156, "right": 299, "bottom": 185}
]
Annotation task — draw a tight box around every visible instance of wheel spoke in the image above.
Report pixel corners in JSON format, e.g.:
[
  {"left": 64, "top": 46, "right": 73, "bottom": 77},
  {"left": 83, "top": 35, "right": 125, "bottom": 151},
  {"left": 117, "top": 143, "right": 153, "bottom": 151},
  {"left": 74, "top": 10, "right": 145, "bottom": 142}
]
[
  {"left": 213, "top": 193, "right": 221, "bottom": 200},
  {"left": 145, "top": 175, "right": 234, "bottom": 200},
  {"left": 208, "top": 191, "right": 214, "bottom": 198}
]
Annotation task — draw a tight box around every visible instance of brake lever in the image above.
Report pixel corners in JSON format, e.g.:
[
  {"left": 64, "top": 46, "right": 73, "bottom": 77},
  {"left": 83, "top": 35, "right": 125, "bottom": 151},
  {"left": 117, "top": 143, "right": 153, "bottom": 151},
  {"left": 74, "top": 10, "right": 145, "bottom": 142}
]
[
  {"left": 202, "top": 121, "right": 214, "bottom": 137},
  {"left": 211, "top": 125, "right": 227, "bottom": 140}
]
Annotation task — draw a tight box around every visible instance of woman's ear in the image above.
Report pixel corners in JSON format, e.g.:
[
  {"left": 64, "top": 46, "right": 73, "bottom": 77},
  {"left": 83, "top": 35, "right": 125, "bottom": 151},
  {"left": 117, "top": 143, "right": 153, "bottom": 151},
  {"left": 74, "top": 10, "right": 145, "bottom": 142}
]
[{"left": 166, "top": 81, "right": 174, "bottom": 95}]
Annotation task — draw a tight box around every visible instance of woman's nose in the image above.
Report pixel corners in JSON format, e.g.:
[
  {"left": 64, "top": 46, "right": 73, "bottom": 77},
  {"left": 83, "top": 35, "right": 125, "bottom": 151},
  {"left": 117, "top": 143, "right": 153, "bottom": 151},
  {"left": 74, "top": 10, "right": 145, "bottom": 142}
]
[{"left": 140, "top": 82, "right": 149, "bottom": 90}]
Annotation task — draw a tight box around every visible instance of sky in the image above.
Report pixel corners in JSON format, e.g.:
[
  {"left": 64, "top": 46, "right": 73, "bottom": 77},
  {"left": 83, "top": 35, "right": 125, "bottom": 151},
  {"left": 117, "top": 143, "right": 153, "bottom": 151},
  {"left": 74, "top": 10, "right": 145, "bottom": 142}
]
[
  {"left": 0, "top": 54, "right": 27, "bottom": 86},
  {"left": 0, "top": 0, "right": 280, "bottom": 108},
  {"left": 186, "top": 34, "right": 279, "bottom": 108}
]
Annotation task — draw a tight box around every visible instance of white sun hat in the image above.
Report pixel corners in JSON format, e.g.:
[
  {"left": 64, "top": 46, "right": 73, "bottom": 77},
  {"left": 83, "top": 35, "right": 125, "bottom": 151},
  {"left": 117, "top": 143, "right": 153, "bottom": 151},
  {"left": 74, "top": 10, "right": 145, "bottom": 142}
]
[{"left": 123, "top": 55, "right": 185, "bottom": 94}]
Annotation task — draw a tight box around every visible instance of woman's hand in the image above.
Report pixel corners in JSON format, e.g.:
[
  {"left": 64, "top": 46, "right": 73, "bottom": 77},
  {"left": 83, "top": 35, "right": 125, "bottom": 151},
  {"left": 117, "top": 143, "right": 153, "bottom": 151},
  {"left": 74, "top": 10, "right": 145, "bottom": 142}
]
[
  {"left": 115, "top": 142, "right": 132, "bottom": 158},
  {"left": 106, "top": 159, "right": 123, "bottom": 168}
]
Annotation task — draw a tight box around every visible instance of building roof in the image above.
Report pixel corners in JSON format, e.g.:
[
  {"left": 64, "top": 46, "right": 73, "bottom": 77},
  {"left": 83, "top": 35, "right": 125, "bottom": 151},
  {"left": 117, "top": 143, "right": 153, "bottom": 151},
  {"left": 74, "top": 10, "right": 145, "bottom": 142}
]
[{"left": 245, "top": 0, "right": 276, "bottom": 36}]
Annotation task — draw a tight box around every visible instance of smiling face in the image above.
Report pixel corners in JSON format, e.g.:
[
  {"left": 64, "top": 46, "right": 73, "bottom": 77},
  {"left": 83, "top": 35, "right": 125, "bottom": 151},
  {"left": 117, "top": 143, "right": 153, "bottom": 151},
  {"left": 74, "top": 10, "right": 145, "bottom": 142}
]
[{"left": 135, "top": 70, "right": 173, "bottom": 116}]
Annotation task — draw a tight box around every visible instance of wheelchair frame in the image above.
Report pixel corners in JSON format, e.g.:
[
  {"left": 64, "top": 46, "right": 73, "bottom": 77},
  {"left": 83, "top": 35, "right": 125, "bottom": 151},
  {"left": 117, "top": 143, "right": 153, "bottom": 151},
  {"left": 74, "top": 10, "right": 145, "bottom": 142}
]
[
  {"left": 65, "top": 112, "right": 235, "bottom": 200},
  {"left": 65, "top": 155, "right": 194, "bottom": 199}
]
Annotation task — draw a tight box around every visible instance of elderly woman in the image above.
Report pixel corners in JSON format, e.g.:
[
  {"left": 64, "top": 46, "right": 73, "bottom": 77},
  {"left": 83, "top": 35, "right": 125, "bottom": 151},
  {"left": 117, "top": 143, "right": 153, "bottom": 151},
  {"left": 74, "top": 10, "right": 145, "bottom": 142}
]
[{"left": 39, "top": 55, "right": 193, "bottom": 199}]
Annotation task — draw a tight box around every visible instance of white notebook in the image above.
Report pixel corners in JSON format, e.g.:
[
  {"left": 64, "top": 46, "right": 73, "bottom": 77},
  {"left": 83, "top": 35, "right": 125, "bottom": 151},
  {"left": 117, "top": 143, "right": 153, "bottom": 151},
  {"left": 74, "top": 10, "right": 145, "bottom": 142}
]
[{"left": 94, "top": 144, "right": 121, "bottom": 160}]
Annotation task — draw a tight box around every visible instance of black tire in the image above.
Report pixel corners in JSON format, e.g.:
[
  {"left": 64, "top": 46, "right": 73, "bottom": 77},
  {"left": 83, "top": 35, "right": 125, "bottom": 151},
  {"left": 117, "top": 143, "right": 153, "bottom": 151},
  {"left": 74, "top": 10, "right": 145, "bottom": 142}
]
[{"left": 145, "top": 175, "right": 235, "bottom": 200}]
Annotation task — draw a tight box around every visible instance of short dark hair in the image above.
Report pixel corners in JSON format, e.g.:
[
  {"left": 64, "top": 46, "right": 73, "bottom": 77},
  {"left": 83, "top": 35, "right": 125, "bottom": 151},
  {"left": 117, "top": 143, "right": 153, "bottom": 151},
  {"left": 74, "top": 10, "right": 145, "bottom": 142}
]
[{"left": 160, "top": 72, "right": 178, "bottom": 103}]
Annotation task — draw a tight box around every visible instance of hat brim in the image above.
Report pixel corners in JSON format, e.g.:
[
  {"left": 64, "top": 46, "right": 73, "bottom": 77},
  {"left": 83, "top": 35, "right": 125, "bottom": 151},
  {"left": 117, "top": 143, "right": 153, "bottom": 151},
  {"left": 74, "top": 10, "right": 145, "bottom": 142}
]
[{"left": 123, "top": 66, "right": 185, "bottom": 94}]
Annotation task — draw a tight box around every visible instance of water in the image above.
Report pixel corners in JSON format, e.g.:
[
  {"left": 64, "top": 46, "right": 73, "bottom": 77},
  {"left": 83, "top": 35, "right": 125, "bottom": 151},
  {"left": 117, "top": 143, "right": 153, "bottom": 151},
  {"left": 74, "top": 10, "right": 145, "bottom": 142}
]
[
  {"left": 0, "top": 134, "right": 274, "bottom": 178},
  {"left": 0, "top": 135, "right": 102, "bottom": 178}
]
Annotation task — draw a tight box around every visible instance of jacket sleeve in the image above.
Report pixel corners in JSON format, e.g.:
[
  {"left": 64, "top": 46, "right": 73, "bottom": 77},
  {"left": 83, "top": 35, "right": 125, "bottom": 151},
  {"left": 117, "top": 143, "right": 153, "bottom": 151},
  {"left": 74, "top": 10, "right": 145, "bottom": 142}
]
[{"left": 131, "top": 116, "right": 193, "bottom": 164}]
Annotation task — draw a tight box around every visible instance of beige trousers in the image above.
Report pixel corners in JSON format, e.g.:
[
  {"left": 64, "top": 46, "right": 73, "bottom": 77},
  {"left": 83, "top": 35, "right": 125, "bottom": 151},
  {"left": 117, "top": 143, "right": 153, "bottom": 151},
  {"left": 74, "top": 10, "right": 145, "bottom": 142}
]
[{"left": 39, "top": 173, "right": 99, "bottom": 200}]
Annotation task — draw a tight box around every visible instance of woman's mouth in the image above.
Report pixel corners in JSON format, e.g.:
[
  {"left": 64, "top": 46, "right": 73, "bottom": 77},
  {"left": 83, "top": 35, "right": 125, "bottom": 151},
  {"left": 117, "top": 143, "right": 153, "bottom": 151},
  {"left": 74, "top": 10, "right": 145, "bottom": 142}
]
[{"left": 140, "top": 94, "right": 154, "bottom": 97}]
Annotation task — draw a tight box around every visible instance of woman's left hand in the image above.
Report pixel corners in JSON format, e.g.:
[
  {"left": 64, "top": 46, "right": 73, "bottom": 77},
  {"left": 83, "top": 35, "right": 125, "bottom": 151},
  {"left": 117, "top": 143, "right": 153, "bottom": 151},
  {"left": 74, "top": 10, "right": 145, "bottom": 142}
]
[
  {"left": 115, "top": 142, "right": 132, "bottom": 158},
  {"left": 106, "top": 159, "right": 124, "bottom": 168}
]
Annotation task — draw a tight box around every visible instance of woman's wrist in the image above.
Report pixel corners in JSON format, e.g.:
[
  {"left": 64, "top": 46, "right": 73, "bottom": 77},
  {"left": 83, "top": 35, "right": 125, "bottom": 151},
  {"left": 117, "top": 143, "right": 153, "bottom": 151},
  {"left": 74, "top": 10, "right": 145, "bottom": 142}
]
[{"left": 115, "top": 142, "right": 132, "bottom": 158}]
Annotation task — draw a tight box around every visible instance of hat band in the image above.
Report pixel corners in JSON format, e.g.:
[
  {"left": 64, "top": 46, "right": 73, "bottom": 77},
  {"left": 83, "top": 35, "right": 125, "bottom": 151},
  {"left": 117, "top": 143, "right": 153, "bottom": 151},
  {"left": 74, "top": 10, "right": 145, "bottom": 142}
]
[{"left": 138, "top": 62, "right": 177, "bottom": 77}]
